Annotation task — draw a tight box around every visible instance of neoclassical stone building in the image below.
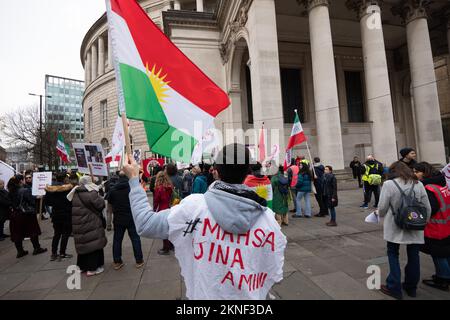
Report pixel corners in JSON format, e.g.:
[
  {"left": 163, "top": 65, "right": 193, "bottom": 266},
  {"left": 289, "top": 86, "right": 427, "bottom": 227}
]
[{"left": 81, "top": 0, "right": 450, "bottom": 170}]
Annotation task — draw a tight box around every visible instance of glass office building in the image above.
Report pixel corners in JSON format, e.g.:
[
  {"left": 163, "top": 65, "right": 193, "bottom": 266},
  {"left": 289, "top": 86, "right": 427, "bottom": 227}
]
[{"left": 45, "top": 75, "right": 84, "bottom": 142}]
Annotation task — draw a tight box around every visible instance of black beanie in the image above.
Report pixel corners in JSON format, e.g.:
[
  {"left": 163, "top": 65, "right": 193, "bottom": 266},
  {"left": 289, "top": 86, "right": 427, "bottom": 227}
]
[{"left": 400, "top": 147, "right": 415, "bottom": 158}]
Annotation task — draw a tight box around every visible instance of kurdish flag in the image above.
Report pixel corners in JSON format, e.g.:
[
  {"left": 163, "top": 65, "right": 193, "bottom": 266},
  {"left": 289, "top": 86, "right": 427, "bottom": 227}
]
[
  {"left": 106, "top": 0, "right": 230, "bottom": 162},
  {"left": 56, "top": 132, "right": 70, "bottom": 164},
  {"left": 244, "top": 175, "right": 273, "bottom": 209}
]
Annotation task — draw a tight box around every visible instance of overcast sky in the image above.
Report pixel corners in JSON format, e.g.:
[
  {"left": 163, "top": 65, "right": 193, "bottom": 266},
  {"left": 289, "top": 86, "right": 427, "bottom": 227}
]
[{"left": 0, "top": 0, "right": 105, "bottom": 115}]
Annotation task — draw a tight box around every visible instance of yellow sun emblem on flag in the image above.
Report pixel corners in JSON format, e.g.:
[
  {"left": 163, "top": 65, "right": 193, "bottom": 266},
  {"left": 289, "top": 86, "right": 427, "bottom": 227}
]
[
  {"left": 255, "top": 185, "right": 268, "bottom": 200},
  {"left": 146, "top": 64, "right": 170, "bottom": 104}
]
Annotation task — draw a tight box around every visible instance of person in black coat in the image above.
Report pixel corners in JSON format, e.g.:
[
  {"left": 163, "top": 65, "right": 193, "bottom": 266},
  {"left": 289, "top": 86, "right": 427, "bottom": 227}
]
[
  {"left": 323, "top": 166, "right": 338, "bottom": 227},
  {"left": 44, "top": 172, "right": 74, "bottom": 261},
  {"left": 313, "top": 157, "right": 328, "bottom": 217},
  {"left": 350, "top": 156, "right": 363, "bottom": 188},
  {"left": 106, "top": 173, "right": 144, "bottom": 269},
  {"left": 7, "top": 175, "right": 47, "bottom": 258},
  {"left": 399, "top": 147, "right": 417, "bottom": 170},
  {"left": 0, "top": 179, "right": 11, "bottom": 240}
]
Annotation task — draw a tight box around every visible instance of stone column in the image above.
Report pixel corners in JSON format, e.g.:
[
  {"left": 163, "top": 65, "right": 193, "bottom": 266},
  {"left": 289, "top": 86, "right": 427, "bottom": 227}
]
[
  {"left": 98, "top": 36, "right": 105, "bottom": 76},
  {"left": 196, "top": 0, "right": 204, "bottom": 12},
  {"left": 403, "top": 1, "right": 446, "bottom": 164},
  {"left": 107, "top": 35, "right": 113, "bottom": 70},
  {"left": 348, "top": 0, "right": 398, "bottom": 165},
  {"left": 91, "top": 43, "right": 98, "bottom": 82},
  {"left": 247, "top": 0, "right": 285, "bottom": 163},
  {"left": 174, "top": 0, "right": 181, "bottom": 10},
  {"left": 302, "top": 0, "right": 345, "bottom": 170},
  {"left": 86, "top": 51, "right": 92, "bottom": 85}
]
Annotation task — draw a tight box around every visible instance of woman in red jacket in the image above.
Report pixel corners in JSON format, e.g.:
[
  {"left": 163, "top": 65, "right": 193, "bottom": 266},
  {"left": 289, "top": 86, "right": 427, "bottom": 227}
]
[{"left": 153, "top": 172, "right": 174, "bottom": 255}]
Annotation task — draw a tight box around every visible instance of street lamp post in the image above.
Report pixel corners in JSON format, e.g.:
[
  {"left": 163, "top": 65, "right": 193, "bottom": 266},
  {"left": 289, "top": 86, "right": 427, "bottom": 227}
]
[{"left": 29, "top": 93, "right": 51, "bottom": 166}]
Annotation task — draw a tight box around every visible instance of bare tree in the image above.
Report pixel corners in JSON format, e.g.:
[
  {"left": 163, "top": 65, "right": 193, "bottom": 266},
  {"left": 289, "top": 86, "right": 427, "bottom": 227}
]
[{"left": 0, "top": 105, "right": 73, "bottom": 170}]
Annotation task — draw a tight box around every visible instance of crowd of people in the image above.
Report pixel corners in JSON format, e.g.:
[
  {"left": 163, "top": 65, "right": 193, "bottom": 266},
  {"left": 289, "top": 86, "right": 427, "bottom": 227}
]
[{"left": 0, "top": 143, "right": 448, "bottom": 299}]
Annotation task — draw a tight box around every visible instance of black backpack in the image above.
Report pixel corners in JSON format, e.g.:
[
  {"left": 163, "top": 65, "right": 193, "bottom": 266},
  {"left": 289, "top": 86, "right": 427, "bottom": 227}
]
[
  {"left": 278, "top": 174, "right": 289, "bottom": 195},
  {"left": 390, "top": 180, "right": 428, "bottom": 231}
]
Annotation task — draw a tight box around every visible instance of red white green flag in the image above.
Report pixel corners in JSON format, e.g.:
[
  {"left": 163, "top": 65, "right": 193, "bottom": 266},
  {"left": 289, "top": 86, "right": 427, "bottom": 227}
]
[
  {"left": 106, "top": 0, "right": 230, "bottom": 162},
  {"left": 56, "top": 132, "right": 70, "bottom": 163},
  {"left": 284, "top": 111, "right": 306, "bottom": 170}
]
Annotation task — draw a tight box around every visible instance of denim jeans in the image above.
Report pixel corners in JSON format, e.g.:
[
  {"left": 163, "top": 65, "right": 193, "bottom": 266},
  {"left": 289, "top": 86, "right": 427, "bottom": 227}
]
[
  {"left": 329, "top": 207, "right": 336, "bottom": 222},
  {"left": 295, "top": 192, "right": 311, "bottom": 217},
  {"left": 113, "top": 223, "right": 144, "bottom": 264},
  {"left": 432, "top": 256, "right": 450, "bottom": 280},
  {"left": 386, "top": 242, "right": 421, "bottom": 296}
]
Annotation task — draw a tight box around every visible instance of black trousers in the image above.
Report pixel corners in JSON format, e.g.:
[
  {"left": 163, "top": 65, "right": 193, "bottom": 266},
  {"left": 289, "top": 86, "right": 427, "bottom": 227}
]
[
  {"left": 15, "top": 237, "right": 40, "bottom": 253},
  {"left": 52, "top": 221, "right": 72, "bottom": 255},
  {"left": 314, "top": 183, "right": 328, "bottom": 215},
  {"left": 363, "top": 182, "right": 380, "bottom": 207}
]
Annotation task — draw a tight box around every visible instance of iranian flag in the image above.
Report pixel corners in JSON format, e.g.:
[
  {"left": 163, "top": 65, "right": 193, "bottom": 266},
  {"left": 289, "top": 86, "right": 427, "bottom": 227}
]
[
  {"left": 106, "top": 0, "right": 230, "bottom": 162},
  {"left": 105, "top": 116, "right": 127, "bottom": 164},
  {"left": 284, "top": 111, "right": 306, "bottom": 170},
  {"left": 56, "top": 132, "right": 70, "bottom": 163}
]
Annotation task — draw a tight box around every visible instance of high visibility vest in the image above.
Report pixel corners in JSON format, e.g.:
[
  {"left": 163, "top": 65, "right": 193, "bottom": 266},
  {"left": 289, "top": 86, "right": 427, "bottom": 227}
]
[
  {"left": 424, "top": 184, "right": 450, "bottom": 240},
  {"left": 289, "top": 165, "right": 299, "bottom": 188},
  {"left": 362, "top": 164, "right": 378, "bottom": 182}
]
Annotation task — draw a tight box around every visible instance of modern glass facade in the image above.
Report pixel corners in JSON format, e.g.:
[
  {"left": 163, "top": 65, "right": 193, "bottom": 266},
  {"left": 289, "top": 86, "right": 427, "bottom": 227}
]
[{"left": 45, "top": 75, "right": 85, "bottom": 142}]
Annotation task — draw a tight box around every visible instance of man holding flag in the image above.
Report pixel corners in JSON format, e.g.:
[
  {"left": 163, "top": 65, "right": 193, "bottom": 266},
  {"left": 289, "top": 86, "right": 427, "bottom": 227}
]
[{"left": 107, "top": 0, "right": 286, "bottom": 300}]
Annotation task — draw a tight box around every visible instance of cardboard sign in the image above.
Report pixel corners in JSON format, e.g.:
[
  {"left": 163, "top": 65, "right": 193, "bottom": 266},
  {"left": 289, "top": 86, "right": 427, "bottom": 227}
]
[
  {"left": 32, "top": 172, "right": 52, "bottom": 196},
  {"left": 73, "top": 143, "right": 108, "bottom": 177}
]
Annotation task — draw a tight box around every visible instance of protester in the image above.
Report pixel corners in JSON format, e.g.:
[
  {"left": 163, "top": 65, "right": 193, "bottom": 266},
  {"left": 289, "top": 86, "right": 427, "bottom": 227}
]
[
  {"left": 292, "top": 163, "right": 312, "bottom": 218},
  {"left": 166, "top": 163, "right": 182, "bottom": 205},
  {"left": 203, "top": 163, "right": 214, "bottom": 187},
  {"left": 360, "top": 155, "right": 383, "bottom": 209},
  {"left": 0, "top": 180, "right": 11, "bottom": 240},
  {"left": 413, "top": 162, "right": 450, "bottom": 291},
  {"left": 106, "top": 172, "right": 144, "bottom": 269},
  {"left": 399, "top": 147, "right": 417, "bottom": 170},
  {"left": 313, "top": 157, "right": 328, "bottom": 217},
  {"left": 244, "top": 162, "right": 273, "bottom": 209},
  {"left": 180, "top": 169, "right": 194, "bottom": 199},
  {"left": 350, "top": 156, "right": 363, "bottom": 188},
  {"left": 271, "top": 166, "right": 289, "bottom": 226},
  {"left": 149, "top": 166, "right": 162, "bottom": 194},
  {"left": 153, "top": 171, "right": 174, "bottom": 255},
  {"left": 377, "top": 161, "right": 431, "bottom": 300},
  {"left": 124, "top": 143, "right": 286, "bottom": 300},
  {"left": 44, "top": 172, "right": 74, "bottom": 261},
  {"left": 104, "top": 171, "right": 119, "bottom": 231},
  {"left": 192, "top": 165, "right": 208, "bottom": 194},
  {"left": 286, "top": 159, "right": 300, "bottom": 213},
  {"left": 7, "top": 175, "right": 47, "bottom": 258},
  {"left": 68, "top": 176, "right": 107, "bottom": 276},
  {"left": 323, "top": 166, "right": 338, "bottom": 227}
]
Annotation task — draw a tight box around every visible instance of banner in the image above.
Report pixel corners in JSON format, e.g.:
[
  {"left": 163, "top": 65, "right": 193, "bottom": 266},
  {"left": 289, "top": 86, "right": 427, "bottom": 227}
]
[
  {"left": 143, "top": 158, "right": 165, "bottom": 178},
  {"left": 0, "top": 161, "right": 15, "bottom": 189},
  {"left": 443, "top": 163, "right": 450, "bottom": 190},
  {"left": 32, "top": 172, "right": 52, "bottom": 196},
  {"left": 73, "top": 143, "right": 108, "bottom": 177}
]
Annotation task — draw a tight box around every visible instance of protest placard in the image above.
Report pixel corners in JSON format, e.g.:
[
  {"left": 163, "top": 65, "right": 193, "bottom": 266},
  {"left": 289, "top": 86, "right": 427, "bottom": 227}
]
[
  {"left": 73, "top": 143, "right": 108, "bottom": 176},
  {"left": 32, "top": 172, "right": 52, "bottom": 196}
]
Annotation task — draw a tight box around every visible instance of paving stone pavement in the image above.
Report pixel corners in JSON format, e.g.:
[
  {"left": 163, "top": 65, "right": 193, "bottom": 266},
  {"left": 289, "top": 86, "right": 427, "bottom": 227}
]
[{"left": 0, "top": 189, "right": 449, "bottom": 300}]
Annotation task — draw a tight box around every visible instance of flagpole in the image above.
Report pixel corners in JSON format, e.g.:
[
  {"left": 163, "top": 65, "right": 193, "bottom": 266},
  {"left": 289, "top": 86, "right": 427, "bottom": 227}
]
[{"left": 121, "top": 113, "right": 132, "bottom": 160}]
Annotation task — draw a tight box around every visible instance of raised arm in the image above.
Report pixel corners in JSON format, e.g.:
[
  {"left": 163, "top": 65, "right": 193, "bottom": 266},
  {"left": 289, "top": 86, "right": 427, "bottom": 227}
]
[
  {"left": 123, "top": 154, "right": 170, "bottom": 239},
  {"left": 128, "top": 178, "right": 169, "bottom": 239}
]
